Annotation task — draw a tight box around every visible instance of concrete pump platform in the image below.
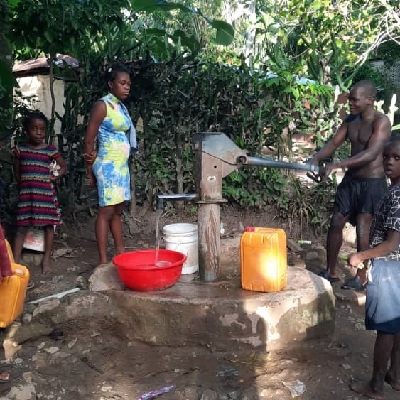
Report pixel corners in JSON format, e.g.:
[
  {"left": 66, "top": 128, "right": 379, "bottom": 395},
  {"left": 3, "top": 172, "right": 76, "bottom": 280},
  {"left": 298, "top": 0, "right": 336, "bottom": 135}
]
[
  {"left": 19, "top": 239, "right": 335, "bottom": 353},
  {"left": 87, "top": 263, "right": 335, "bottom": 352}
]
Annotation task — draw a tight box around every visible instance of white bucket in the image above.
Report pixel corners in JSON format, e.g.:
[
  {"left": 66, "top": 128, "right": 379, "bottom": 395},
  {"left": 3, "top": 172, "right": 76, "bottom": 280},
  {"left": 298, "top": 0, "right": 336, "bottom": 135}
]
[
  {"left": 22, "top": 226, "right": 57, "bottom": 252},
  {"left": 23, "top": 228, "right": 45, "bottom": 252},
  {"left": 163, "top": 223, "right": 198, "bottom": 274}
]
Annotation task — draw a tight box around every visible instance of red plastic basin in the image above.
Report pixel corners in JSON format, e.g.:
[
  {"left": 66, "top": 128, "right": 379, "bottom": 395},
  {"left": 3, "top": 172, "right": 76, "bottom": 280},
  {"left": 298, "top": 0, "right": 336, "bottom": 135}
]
[{"left": 112, "top": 249, "right": 186, "bottom": 291}]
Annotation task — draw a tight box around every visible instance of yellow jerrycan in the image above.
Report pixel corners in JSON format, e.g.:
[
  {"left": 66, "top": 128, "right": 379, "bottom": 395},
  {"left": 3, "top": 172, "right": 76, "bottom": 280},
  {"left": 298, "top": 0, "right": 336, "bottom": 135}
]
[
  {"left": 0, "top": 241, "right": 30, "bottom": 328},
  {"left": 240, "top": 227, "right": 287, "bottom": 293}
]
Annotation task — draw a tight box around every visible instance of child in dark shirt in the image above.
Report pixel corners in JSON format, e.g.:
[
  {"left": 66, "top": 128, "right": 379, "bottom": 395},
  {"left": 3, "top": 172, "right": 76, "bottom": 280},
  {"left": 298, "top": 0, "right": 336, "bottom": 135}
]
[{"left": 348, "top": 137, "right": 400, "bottom": 399}]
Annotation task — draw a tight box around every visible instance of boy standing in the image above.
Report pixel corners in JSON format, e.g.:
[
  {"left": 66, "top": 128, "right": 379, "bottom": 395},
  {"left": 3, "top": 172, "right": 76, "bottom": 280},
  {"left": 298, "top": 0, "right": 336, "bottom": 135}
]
[
  {"left": 348, "top": 137, "right": 400, "bottom": 399},
  {"left": 309, "top": 80, "right": 391, "bottom": 290}
]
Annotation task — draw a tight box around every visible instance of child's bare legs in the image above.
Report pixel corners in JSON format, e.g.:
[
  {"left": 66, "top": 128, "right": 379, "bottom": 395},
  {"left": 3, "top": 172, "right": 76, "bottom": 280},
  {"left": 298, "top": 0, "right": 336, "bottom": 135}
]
[
  {"left": 350, "top": 331, "right": 394, "bottom": 399},
  {"left": 326, "top": 211, "right": 347, "bottom": 278},
  {"left": 42, "top": 226, "right": 54, "bottom": 274},
  {"left": 110, "top": 202, "right": 125, "bottom": 255},
  {"left": 356, "top": 212, "right": 373, "bottom": 285},
  {"left": 385, "top": 331, "right": 400, "bottom": 390},
  {"left": 13, "top": 226, "right": 29, "bottom": 263}
]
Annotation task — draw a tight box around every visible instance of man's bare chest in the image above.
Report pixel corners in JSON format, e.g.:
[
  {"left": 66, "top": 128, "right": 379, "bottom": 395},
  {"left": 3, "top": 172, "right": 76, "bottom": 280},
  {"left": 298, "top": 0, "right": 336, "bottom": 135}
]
[{"left": 347, "top": 122, "right": 374, "bottom": 148}]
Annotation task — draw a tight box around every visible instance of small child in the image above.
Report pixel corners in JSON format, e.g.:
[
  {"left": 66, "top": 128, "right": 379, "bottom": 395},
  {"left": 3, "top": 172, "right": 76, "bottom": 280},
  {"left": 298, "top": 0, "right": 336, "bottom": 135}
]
[
  {"left": 348, "top": 136, "right": 400, "bottom": 399},
  {"left": 13, "top": 111, "right": 66, "bottom": 274}
]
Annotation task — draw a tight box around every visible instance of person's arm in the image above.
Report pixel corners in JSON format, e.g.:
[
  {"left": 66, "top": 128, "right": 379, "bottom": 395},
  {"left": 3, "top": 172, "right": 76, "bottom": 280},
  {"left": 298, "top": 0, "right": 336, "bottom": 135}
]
[
  {"left": 309, "top": 122, "right": 348, "bottom": 166},
  {"left": 55, "top": 155, "right": 67, "bottom": 178},
  {"left": 327, "top": 115, "right": 391, "bottom": 173},
  {"left": 348, "top": 229, "right": 400, "bottom": 267},
  {"left": 84, "top": 101, "right": 106, "bottom": 186},
  {"left": 85, "top": 100, "right": 105, "bottom": 157}
]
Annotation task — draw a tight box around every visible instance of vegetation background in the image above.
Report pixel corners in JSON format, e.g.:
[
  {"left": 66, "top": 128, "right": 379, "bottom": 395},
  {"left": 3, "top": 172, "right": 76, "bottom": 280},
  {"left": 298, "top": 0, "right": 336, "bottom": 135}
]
[{"left": 0, "top": 0, "right": 400, "bottom": 236}]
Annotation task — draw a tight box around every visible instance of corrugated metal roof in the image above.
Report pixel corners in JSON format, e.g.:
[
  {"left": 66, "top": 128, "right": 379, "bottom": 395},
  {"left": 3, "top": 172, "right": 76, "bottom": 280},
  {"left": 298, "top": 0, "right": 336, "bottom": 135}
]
[{"left": 13, "top": 54, "right": 79, "bottom": 75}]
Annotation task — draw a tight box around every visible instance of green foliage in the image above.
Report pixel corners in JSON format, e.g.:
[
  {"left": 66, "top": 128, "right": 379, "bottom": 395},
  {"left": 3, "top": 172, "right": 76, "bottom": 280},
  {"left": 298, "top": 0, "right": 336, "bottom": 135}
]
[
  {"left": 10, "top": 0, "right": 130, "bottom": 59},
  {"left": 132, "top": 0, "right": 234, "bottom": 46},
  {"left": 1, "top": 47, "right": 340, "bottom": 234},
  {"left": 256, "top": 0, "right": 399, "bottom": 89},
  {"left": 124, "top": 53, "right": 338, "bottom": 232},
  {"left": 2, "top": 46, "right": 339, "bottom": 233},
  {"left": 8, "top": 0, "right": 20, "bottom": 8},
  {"left": 2, "top": 0, "right": 236, "bottom": 110},
  {"left": 377, "top": 41, "right": 400, "bottom": 65},
  {"left": 223, "top": 167, "right": 287, "bottom": 208},
  {"left": 351, "top": 62, "right": 393, "bottom": 101},
  {"left": 0, "top": 93, "right": 38, "bottom": 224},
  {"left": 276, "top": 175, "right": 335, "bottom": 234},
  {"left": 0, "top": 59, "right": 16, "bottom": 94},
  {"left": 7, "top": 0, "right": 396, "bottom": 235},
  {"left": 0, "top": 0, "right": 9, "bottom": 29}
]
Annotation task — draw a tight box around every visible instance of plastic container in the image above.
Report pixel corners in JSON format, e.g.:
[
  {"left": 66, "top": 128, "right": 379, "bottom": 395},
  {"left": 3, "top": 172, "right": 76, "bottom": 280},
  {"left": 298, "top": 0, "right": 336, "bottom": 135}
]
[
  {"left": 163, "top": 223, "right": 198, "bottom": 274},
  {"left": 240, "top": 227, "right": 287, "bottom": 293},
  {"left": 23, "top": 226, "right": 58, "bottom": 252},
  {"left": 113, "top": 249, "right": 186, "bottom": 291},
  {"left": 0, "top": 241, "right": 30, "bottom": 328},
  {"left": 23, "top": 228, "right": 45, "bottom": 252}
]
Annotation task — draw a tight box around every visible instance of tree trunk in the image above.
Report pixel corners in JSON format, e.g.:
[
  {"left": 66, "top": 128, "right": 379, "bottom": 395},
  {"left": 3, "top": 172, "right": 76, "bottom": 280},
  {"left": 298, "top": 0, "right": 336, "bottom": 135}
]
[
  {"left": 0, "top": 0, "right": 13, "bottom": 134},
  {"left": 48, "top": 53, "right": 56, "bottom": 144},
  {"left": 174, "top": 117, "right": 185, "bottom": 210},
  {"left": 244, "top": 0, "right": 257, "bottom": 63}
]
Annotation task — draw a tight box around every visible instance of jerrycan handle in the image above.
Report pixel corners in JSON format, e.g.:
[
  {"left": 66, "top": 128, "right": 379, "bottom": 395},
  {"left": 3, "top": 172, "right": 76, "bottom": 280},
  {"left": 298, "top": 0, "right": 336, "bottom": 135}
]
[
  {"left": 244, "top": 227, "right": 276, "bottom": 233},
  {"left": 12, "top": 265, "right": 27, "bottom": 277}
]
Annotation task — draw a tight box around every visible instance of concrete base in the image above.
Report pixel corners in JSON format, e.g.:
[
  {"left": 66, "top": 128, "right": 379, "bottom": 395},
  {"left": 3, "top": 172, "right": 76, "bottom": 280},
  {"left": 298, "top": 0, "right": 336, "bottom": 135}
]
[
  {"left": 24, "top": 266, "right": 335, "bottom": 353},
  {"left": 90, "top": 265, "right": 335, "bottom": 352},
  {"left": 22, "top": 237, "right": 335, "bottom": 353}
]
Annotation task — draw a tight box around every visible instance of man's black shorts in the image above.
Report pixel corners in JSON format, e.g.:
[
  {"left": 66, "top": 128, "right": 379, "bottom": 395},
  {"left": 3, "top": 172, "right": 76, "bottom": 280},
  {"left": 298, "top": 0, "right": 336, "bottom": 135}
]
[{"left": 335, "top": 174, "right": 387, "bottom": 226}]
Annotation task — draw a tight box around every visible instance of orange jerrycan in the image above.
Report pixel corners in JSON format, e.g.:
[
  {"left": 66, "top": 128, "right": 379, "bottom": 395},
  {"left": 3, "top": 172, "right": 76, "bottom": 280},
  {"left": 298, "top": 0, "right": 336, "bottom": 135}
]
[
  {"left": 0, "top": 241, "right": 30, "bottom": 328},
  {"left": 240, "top": 227, "right": 287, "bottom": 293}
]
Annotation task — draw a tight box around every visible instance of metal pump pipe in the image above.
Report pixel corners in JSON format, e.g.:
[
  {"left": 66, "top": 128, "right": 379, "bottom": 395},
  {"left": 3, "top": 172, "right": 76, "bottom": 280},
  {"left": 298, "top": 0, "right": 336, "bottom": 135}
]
[
  {"left": 156, "top": 132, "right": 322, "bottom": 283},
  {"left": 157, "top": 193, "right": 198, "bottom": 210},
  {"left": 238, "top": 156, "right": 320, "bottom": 173}
]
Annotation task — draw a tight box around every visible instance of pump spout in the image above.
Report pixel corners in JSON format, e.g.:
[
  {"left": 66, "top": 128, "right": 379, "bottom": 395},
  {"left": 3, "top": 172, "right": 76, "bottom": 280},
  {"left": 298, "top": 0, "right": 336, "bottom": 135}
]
[
  {"left": 238, "top": 156, "right": 320, "bottom": 174},
  {"left": 157, "top": 193, "right": 198, "bottom": 210}
]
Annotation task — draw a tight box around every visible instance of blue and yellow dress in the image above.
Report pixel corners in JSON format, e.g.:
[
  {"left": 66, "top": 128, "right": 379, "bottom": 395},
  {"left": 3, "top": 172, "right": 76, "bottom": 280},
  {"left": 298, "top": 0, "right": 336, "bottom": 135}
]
[{"left": 92, "top": 93, "right": 132, "bottom": 207}]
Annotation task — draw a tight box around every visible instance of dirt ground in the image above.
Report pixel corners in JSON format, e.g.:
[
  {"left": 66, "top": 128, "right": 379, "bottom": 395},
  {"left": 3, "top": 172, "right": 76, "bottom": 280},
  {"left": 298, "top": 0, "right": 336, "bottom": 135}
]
[{"left": 1, "top": 206, "right": 399, "bottom": 400}]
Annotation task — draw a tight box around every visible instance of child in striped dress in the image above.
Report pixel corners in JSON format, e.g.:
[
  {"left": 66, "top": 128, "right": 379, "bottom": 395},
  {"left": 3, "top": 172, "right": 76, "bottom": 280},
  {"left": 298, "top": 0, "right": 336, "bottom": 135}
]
[{"left": 13, "top": 112, "right": 66, "bottom": 274}]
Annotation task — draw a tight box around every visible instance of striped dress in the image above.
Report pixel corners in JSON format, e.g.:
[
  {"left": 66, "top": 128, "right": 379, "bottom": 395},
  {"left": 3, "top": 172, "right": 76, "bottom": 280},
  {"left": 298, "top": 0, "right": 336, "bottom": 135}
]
[{"left": 13, "top": 144, "right": 61, "bottom": 226}]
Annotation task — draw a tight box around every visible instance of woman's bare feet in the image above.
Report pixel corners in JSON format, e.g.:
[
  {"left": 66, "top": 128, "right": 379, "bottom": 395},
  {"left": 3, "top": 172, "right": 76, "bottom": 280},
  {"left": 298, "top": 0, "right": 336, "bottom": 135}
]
[
  {"left": 350, "top": 381, "right": 385, "bottom": 400},
  {"left": 96, "top": 262, "right": 110, "bottom": 268},
  {"left": 115, "top": 246, "right": 125, "bottom": 255},
  {"left": 98, "top": 257, "right": 109, "bottom": 266}
]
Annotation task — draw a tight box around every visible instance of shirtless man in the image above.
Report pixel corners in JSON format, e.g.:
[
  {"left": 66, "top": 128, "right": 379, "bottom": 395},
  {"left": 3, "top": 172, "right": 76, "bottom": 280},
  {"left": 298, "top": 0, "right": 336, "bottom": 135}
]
[{"left": 309, "top": 80, "right": 391, "bottom": 291}]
